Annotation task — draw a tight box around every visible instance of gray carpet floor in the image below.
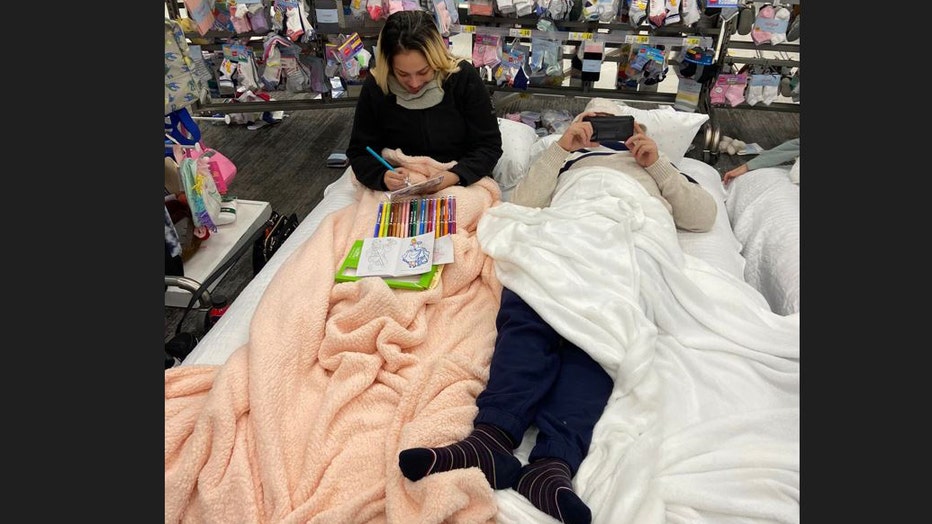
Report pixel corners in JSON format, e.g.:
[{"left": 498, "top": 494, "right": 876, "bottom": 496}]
[{"left": 164, "top": 95, "right": 798, "bottom": 345}]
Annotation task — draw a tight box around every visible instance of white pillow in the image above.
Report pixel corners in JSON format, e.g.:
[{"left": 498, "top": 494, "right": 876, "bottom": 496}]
[
  {"left": 583, "top": 98, "right": 709, "bottom": 165},
  {"left": 493, "top": 118, "right": 539, "bottom": 193}
]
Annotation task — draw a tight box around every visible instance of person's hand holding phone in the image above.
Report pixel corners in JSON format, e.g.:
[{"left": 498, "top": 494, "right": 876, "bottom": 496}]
[
  {"left": 625, "top": 122, "right": 659, "bottom": 168},
  {"left": 558, "top": 111, "right": 601, "bottom": 152}
]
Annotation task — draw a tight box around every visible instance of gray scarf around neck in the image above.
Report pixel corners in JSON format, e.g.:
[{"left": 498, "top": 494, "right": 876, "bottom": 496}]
[{"left": 388, "top": 75, "right": 445, "bottom": 110}]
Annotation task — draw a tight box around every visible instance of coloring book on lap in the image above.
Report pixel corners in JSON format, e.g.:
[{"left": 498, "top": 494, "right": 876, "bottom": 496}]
[{"left": 335, "top": 238, "right": 442, "bottom": 291}]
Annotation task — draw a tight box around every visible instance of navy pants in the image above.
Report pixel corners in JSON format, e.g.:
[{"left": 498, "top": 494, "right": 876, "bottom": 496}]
[{"left": 474, "top": 288, "right": 614, "bottom": 475}]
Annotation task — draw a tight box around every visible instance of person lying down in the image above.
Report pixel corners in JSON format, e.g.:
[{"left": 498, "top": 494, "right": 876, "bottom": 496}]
[{"left": 396, "top": 110, "right": 718, "bottom": 524}]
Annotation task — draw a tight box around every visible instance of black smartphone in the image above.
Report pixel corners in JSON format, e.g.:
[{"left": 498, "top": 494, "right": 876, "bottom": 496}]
[{"left": 583, "top": 115, "right": 635, "bottom": 142}]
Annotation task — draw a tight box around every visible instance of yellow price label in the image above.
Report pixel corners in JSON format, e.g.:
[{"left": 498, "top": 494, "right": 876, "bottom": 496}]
[
  {"left": 460, "top": 25, "right": 476, "bottom": 33},
  {"left": 568, "top": 32, "right": 594, "bottom": 41},
  {"left": 684, "top": 37, "right": 701, "bottom": 47},
  {"left": 625, "top": 35, "right": 650, "bottom": 44},
  {"left": 509, "top": 28, "right": 532, "bottom": 38}
]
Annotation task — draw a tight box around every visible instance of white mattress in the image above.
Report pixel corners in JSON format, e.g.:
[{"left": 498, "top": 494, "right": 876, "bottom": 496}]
[{"left": 182, "top": 168, "right": 360, "bottom": 366}]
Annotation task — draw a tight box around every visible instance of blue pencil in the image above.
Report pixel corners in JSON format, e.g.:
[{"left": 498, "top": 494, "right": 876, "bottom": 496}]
[
  {"left": 373, "top": 201, "right": 383, "bottom": 237},
  {"left": 365, "top": 146, "right": 397, "bottom": 173}
]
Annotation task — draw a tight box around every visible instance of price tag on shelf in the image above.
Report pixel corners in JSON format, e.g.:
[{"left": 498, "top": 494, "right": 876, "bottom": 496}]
[
  {"left": 684, "top": 37, "right": 701, "bottom": 47},
  {"left": 508, "top": 28, "right": 532, "bottom": 38},
  {"left": 625, "top": 35, "right": 651, "bottom": 44},
  {"left": 459, "top": 25, "right": 476, "bottom": 33},
  {"left": 568, "top": 32, "right": 593, "bottom": 41}
]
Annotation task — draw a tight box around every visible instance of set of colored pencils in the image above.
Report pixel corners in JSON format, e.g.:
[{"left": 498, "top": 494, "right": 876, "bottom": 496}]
[{"left": 373, "top": 196, "right": 456, "bottom": 238}]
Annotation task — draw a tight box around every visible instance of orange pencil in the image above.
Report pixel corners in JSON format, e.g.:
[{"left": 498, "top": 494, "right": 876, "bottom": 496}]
[{"left": 439, "top": 197, "right": 447, "bottom": 237}]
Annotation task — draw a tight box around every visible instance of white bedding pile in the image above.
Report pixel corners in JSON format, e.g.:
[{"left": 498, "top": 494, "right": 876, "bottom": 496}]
[
  {"left": 478, "top": 165, "right": 799, "bottom": 523},
  {"left": 725, "top": 166, "right": 800, "bottom": 315}
]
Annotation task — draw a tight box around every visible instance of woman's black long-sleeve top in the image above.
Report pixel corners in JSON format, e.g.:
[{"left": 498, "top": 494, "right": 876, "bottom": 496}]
[{"left": 347, "top": 60, "right": 503, "bottom": 191}]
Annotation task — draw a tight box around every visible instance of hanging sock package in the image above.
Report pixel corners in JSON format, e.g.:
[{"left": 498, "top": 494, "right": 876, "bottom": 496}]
[
  {"left": 628, "top": 0, "right": 648, "bottom": 26},
  {"left": 230, "top": 3, "right": 254, "bottom": 33},
  {"left": 710, "top": 72, "right": 749, "bottom": 107},
  {"left": 751, "top": 4, "right": 791, "bottom": 45},
  {"left": 579, "top": 40, "right": 605, "bottom": 83},
  {"left": 674, "top": 77, "right": 702, "bottom": 112},
  {"left": 680, "top": 0, "right": 701, "bottom": 26},
  {"left": 529, "top": 37, "right": 562, "bottom": 76},
  {"left": 745, "top": 73, "right": 781, "bottom": 106},
  {"left": 432, "top": 0, "right": 459, "bottom": 36},
  {"left": 622, "top": 44, "right": 667, "bottom": 86},
  {"left": 247, "top": 3, "right": 272, "bottom": 34},
  {"left": 467, "top": 0, "right": 494, "bottom": 16},
  {"left": 472, "top": 33, "right": 502, "bottom": 69}
]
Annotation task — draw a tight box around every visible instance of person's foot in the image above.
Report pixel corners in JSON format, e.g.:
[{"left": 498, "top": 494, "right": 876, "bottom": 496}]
[
  {"left": 398, "top": 423, "right": 521, "bottom": 489},
  {"left": 514, "top": 458, "right": 591, "bottom": 524}
]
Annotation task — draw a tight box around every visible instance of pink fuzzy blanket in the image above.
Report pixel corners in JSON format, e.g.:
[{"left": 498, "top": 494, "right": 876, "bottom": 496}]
[{"left": 165, "top": 177, "right": 504, "bottom": 523}]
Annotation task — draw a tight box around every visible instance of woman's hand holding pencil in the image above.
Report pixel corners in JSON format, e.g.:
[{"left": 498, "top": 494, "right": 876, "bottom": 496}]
[{"left": 367, "top": 145, "right": 429, "bottom": 191}]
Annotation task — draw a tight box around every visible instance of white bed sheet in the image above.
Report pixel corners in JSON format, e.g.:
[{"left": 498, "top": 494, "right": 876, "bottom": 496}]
[{"left": 182, "top": 167, "right": 360, "bottom": 366}]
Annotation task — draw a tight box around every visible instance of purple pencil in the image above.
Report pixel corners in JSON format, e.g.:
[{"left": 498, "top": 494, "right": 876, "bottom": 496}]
[{"left": 450, "top": 196, "right": 456, "bottom": 234}]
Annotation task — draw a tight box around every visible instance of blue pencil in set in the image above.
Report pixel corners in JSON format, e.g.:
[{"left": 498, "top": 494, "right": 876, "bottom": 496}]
[
  {"left": 365, "top": 146, "right": 397, "bottom": 173},
  {"left": 373, "top": 201, "right": 384, "bottom": 237}
]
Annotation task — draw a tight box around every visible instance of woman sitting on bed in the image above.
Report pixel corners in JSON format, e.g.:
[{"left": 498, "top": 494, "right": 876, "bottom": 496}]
[
  {"left": 398, "top": 112, "right": 717, "bottom": 524},
  {"left": 346, "top": 10, "right": 502, "bottom": 193}
]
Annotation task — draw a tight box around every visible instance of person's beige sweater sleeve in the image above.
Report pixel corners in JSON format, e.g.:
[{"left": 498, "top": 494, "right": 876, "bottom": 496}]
[
  {"left": 644, "top": 153, "right": 717, "bottom": 232},
  {"left": 511, "top": 142, "right": 572, "bottom": 208}
]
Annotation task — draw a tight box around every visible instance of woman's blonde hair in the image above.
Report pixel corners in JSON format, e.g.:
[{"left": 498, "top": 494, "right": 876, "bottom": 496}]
[{"left": 371, "top": 10, "right": 462, "bottom": 94}]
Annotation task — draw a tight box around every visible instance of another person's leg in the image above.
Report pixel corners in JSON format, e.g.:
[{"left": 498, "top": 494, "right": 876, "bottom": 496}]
[
  {"left": 399, "top": 288, "right": 564, "bottom": 489},
  {"left": 514, "top": 340, "right": 613, "bottom": 524}
]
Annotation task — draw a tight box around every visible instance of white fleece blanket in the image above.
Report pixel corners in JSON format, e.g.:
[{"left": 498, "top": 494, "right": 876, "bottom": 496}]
[{"left": 477, "top": 166, "right": 800, "bottom": 524}]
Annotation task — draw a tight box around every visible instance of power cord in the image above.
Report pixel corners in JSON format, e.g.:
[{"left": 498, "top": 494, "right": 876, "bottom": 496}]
[{"left": 166, "top": 222, "right": 269, "bottom": 364}]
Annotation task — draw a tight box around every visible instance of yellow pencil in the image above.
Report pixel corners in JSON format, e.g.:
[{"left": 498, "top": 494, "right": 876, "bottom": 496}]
[
  {"left": 380, "top": 199, "right": 391, "bottom": 237},
  {"left": 433, "top": 197, "right": 441, "bottom": 238}
]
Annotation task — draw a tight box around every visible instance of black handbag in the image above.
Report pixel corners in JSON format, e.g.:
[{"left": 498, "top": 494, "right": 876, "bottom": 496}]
[{"left": 252, "top": 211, "right": 299, "bottom": 275}]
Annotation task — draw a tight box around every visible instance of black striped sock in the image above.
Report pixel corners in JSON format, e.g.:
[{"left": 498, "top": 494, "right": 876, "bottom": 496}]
[
  {"left": 398, "top": 423, "right": 521, "bottom": 489},
  {"left": 514, "top": 458, "right": 591, "bottom": 524}
]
